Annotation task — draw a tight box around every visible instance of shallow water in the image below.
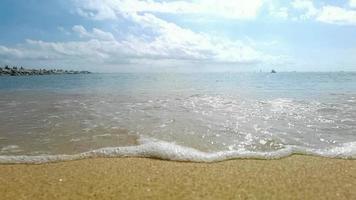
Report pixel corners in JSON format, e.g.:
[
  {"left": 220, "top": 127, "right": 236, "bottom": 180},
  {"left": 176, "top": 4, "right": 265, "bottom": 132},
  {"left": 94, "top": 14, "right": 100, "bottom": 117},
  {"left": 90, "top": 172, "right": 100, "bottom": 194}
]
[{"left": 0, "top": 73, "right": 356, "bottom": 163}]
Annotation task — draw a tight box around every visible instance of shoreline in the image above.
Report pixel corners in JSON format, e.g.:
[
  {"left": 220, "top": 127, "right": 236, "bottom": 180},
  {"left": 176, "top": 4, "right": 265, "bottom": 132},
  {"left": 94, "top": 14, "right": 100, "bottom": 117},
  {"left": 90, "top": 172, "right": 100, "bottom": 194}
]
[{"left": 1, "top": 155, "right": 355, "bottom": 199}]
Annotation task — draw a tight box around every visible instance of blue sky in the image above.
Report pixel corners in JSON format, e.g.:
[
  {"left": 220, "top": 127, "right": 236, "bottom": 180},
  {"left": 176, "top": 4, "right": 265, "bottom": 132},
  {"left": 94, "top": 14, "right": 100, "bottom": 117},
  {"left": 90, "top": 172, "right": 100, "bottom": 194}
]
[{"left": 1, "top": 0, "right": 356, "bottom": 72}]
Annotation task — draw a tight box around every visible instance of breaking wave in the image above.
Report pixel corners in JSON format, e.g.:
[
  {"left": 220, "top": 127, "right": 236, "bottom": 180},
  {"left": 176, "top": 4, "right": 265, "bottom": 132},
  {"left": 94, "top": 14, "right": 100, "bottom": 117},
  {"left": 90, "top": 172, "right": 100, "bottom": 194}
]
[{"left": 1, "top": 137, "right": 355, "bottom": 164}]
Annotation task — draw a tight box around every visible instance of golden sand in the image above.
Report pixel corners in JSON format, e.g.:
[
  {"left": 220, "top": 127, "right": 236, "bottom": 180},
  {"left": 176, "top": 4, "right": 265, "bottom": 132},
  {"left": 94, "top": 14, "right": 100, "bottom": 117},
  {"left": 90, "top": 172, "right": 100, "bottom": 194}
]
[{"left": 0, "top": 155, "right": 356, "bottom": 200}]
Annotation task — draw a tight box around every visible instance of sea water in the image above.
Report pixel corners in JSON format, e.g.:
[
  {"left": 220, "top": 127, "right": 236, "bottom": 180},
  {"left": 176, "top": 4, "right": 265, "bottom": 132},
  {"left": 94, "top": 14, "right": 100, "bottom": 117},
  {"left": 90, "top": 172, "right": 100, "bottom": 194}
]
[{"left": 0, "top": 72, "right": 356, "bottom": 163}]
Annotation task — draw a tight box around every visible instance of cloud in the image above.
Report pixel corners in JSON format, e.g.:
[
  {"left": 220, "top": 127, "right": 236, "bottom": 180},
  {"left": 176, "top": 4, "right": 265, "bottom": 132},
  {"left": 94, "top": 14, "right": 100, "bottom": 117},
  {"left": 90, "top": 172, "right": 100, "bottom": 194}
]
[
  {"left": 316, "top": 5, "right": 356, "bottom": 25},
  {"left": 0, "top": 0, "right": 285, "bottom": 71},
  {"left": 291, "top": 0, "right": 318, "bottom": 19},
  {"left": 69, "top": 0, "right": 275, "bottom": 64},
  {"left": 289, "top": 0, "right": 356, "bottom": 25},
  {"left": 129, "top": 12, "right": 269, "bottom": 63},
  {"left": 0, "top": 46, "right": 24, "bottom": 60},
  {"left": 0, "top": 19, "right": 275, "bottom": 68},
  {"left": 75, "top": 0, "right": 356, "bottom": 26},
  {"left": 268, "top": 6, "right": 289, "bottom": 19},
  {"left": 75, "top": 0, "right": 118, "bottom": 20},
  {"left": 72, "top": 25, "right": 115, "bottom": 41},
  {"left": 350, "top": 0, "right": 356, "bottom": 8},
  {"left": 74, "top": 0, "right": 264, "bottom": 20}
]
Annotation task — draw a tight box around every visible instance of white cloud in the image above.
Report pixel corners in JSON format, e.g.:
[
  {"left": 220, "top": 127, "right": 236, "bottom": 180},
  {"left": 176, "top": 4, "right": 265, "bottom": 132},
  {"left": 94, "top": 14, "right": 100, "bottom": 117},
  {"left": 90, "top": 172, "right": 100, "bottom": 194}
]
[
  {"left": 129, "top": 12, "right": 268, "bottom": 63},
  {"left": 68, "top": 0, "right": 275, "bottom": 64},
  {"left": 74, "top": 0, "right": 356, "bottom": 26},
  {"left": 0, "top": 46, "right": 23, "bottom": 59},
  {"left": 317, "top": 5, "right": 356, "bottom": 25},
  {"left": 289, "top": 0, "right": 356, "bottom": 25},
  {"left": 350, "top": 0, "right": 356, "bottom": 8},
  {"left": 0, "top": 20, "right": 272, "bottom": 67},
  {"left": 72, "top": 25, "right": 115, "bottom": 41},
  {"left": 0, "top": 14, "right": 276, "bottom": 69},
  {"left": 75, "top": 0, "right": 118, "bottom": 20},
  {"left": 269, "top": 6, "right": 289, "bottom": 19},
  {"left": 74, "top": 0, "right": 264, "bottom": 20},
  {"left": 1, "top": 0, "right": 285, "bottom": 71},
  {"left": 291, "top": 0, "right": 318, "bottom": 19}
]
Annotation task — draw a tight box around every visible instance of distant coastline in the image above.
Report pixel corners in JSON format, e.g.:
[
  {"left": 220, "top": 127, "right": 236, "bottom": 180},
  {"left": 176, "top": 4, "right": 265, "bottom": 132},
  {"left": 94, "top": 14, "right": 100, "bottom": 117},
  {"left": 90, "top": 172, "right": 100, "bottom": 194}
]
[{"left": 0, "top": 65, "right": 91, "bottom": 76}]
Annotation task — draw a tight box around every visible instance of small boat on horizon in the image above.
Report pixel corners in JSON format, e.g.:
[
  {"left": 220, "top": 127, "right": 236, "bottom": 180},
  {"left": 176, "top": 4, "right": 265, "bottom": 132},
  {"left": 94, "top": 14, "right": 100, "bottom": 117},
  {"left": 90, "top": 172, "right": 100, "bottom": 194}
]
[{"left": 271, "top": 69, "right": 277, "bottom": 73}]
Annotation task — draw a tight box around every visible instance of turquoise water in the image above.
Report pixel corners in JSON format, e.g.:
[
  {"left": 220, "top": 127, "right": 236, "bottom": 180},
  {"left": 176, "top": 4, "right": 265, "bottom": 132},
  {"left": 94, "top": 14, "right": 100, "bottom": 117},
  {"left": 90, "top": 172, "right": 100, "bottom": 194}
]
[{"left": 0, "top": 73, "right": 356, "bottom": 163}]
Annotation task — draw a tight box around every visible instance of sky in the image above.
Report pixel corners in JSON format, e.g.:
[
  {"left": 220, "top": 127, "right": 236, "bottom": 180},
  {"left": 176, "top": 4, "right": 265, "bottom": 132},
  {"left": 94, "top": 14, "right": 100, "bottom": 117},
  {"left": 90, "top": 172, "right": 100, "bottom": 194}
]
[{"left": 1, "top": 0, "right": 356, "bottom": 72}]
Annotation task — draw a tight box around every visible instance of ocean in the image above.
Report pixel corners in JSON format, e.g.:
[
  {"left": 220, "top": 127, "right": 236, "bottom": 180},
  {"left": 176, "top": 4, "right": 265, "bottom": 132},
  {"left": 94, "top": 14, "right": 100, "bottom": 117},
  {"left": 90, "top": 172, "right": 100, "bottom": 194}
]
[{"left": 0, "top": 72, "right": 356, "bottom": 163}]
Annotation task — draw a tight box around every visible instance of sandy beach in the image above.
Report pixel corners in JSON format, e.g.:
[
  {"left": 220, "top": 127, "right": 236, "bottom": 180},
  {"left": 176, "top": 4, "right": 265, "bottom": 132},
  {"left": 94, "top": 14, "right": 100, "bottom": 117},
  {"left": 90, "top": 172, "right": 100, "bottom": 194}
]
[{"left": 0, "top": 155, "right": 355, "bottom": 200}]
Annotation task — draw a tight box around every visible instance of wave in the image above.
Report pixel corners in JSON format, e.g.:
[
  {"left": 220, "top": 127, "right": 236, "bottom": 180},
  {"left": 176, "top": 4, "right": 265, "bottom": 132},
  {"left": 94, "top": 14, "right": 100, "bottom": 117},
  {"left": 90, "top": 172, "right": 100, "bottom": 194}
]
[{"left": 1, "top": 137, "right": 356, "bottom": 164}]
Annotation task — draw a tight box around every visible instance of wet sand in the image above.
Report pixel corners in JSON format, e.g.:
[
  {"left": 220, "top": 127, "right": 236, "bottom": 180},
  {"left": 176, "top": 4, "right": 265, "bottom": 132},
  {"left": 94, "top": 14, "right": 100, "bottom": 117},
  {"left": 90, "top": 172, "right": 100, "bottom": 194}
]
[{"left": 0, "top": 155, "right": 355, "bottom": 200}]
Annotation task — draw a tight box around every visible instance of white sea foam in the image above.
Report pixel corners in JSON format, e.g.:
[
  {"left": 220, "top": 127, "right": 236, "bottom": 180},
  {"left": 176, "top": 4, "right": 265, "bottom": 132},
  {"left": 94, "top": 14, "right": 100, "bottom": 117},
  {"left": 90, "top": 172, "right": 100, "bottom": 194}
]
[
  {"left": 0, "top": 137, "right": 355, "bottom": 164},
  {"left": 1, "top": 145, "right": 21, "bottom": 153}
]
